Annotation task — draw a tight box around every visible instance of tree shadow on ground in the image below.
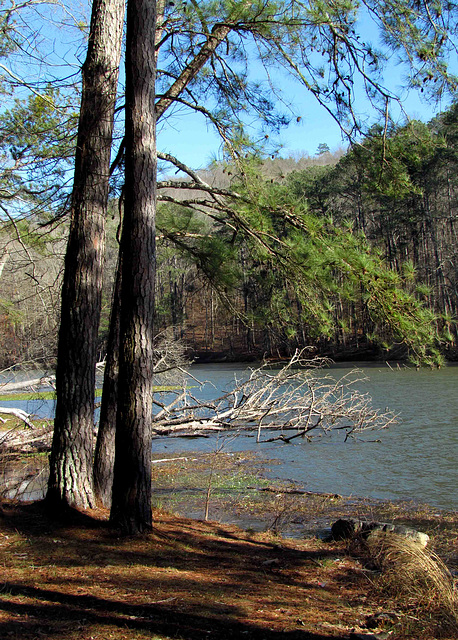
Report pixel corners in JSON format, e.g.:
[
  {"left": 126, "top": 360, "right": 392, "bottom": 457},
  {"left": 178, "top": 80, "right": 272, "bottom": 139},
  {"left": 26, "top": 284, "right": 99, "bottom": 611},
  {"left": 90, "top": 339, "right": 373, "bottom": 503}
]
[
  {"left": 0, "top": 501, "right": 366, "bottom": 639},
  {"left": 0, "top": 582, "right": 343, "bottom": 639}
]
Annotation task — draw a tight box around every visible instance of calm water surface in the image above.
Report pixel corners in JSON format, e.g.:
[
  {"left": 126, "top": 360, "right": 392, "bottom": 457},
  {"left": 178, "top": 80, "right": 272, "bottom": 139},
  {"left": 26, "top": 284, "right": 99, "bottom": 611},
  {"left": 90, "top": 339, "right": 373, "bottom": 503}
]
[
  {"left": 152, "top": 363, "right": 458, "bottom": 511},
  {"left": 1, "top": 363, "right": 457, "bottom": 510}
]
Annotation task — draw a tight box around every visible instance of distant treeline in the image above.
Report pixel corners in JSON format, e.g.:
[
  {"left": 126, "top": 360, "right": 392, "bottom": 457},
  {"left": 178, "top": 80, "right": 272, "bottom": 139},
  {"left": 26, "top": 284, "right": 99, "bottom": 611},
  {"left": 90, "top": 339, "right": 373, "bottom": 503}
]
[
  {"left": 153, "top": 108, "right": 458, "bottom": 362},
  {"left": 1, "top": 108, "right": 457, "bottom": 368}
]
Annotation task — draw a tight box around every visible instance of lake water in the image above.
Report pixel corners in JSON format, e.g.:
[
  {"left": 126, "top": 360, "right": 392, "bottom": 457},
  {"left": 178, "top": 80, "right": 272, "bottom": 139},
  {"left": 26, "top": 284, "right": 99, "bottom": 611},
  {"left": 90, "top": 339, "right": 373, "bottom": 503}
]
[
  {"left": 151, "top": 363, "right": 458, "bottom": 511},
  {"left": 1, "top": 363, "right": 457, "bottom": 510}
]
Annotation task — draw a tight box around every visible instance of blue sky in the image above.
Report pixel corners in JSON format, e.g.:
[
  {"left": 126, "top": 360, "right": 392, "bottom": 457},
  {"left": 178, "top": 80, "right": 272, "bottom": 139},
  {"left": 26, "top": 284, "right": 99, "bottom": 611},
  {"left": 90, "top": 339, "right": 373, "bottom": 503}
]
[
  {"left": 156, "top": 6, "right": 457, "bottom": 170},
  {"left": 4, "top": 1, "right": 455, "bottom": 173},
  {"left": 157, "top": 80, "right": 449, "bottom": 170},
  {"left": 157, "top": 56, "right": 454, "bottom": 170}
]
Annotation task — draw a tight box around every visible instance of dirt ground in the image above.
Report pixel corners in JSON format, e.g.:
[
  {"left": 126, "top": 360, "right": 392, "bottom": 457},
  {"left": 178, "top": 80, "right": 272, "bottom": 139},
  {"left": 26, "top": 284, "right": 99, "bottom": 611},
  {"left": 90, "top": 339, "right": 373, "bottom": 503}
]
[
  {"left": 0, "top": 450, "right": 456, "bottom": 640},
  {"left": 0, "top": 501, "right": 423, "bottom": 640}
]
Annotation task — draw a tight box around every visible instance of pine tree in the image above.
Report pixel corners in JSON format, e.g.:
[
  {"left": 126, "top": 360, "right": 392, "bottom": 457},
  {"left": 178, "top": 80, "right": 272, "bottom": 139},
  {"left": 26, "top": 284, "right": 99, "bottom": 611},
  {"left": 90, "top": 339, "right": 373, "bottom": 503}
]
[
  {"left": 47, "top": 0, "right": 125, "bottom": 510},
  {"left": 110, "top": 0, "right": 157, "bottom": 534}
]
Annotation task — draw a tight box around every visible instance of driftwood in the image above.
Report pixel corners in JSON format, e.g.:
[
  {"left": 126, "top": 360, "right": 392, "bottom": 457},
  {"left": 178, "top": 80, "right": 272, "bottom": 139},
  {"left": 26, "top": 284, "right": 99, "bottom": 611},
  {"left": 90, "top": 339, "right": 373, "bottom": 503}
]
[
  {"left": 0, "top": 351, "right": 396, "bottom": 450},
  {"left": 0, "top": 423, "right": 53, "bottom": 454},
  {"left": 0, "top": 370, "right": 57, "bottom": 431},
  {"left": 257, "top": 486, "right": 342, "bottom": 499},
  {"left": 0, "top": 375, "right": 55, "bottom": 393},
  {"left": 0, "top": 407, "right": 35, "bottom": 428},
  {"left": 152, "top": 350, "right": 397, "bottom": 441},
  {"left": 0, "top": 374, "right": 56, "bottom": 430}
]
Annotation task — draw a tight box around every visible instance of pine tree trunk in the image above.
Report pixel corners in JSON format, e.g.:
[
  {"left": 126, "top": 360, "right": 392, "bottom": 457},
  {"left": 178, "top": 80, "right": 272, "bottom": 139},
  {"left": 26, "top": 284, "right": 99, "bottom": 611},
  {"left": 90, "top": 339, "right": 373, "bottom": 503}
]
[
  {"left": 110, "top": 0, "right": 157, "bottom": 534},
  {"left": 93, "top": 249, "right": 123, "bottom": 506},
  {"left": 47, "top": 0, "right": 125, "bottom": 510}
]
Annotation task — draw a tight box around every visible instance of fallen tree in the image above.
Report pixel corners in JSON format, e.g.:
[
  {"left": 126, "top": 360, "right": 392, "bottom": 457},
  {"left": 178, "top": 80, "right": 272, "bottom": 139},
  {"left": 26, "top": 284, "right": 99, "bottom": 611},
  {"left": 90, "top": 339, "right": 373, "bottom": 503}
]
[
  {"left": 0, "top": 373, "right": 56, "bottom": 431},
  {"left": 0, "top": 376, "right": 55, "bottom": 393},
  {"left": 0, "top": 407, "right": 35, "bottom": 429},
  {"left": 0, "top": 351, "right": 396, "bottom": 456},
  {"left": 152, "top": 350, "right": 397, "bottom": 441},
  {"left": 0, "top": 422, "right": 53, "bottom": 457}
]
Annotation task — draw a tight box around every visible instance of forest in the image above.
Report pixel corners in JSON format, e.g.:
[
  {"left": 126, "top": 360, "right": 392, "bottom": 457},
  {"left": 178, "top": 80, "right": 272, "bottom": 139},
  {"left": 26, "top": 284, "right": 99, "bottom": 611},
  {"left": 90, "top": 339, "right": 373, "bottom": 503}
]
[
  {"left": 1, "top": 111, "right": 457, "bottom": 367},
  {"left": 153, "top": 113, "right": 458, "bottom": 363},
  {"left": 0, "top": 0, "right": 457, "bottom": 533}
]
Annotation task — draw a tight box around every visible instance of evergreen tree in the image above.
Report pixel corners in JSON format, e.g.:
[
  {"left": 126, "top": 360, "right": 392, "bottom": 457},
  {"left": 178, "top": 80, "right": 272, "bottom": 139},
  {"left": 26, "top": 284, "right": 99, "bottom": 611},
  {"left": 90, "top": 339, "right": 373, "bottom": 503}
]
[
  {"left": 110, "top": 0, "right": 157, "bottom": 534},
  {"left": 158, "top": 155, "right": 443, "bottom": 366},
  {"left": 47, "top": 0, "right": 125, "bottom": 510}
]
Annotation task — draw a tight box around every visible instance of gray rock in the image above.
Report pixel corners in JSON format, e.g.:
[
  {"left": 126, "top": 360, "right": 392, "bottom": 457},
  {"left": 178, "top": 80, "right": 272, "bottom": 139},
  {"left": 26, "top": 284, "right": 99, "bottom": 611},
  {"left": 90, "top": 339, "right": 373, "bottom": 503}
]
[
  {"left": 331, "top": 518, "right": 429, "bottom": 546},
  {"left": 331, "top": 518, "right": 362, "bottom": 539}
]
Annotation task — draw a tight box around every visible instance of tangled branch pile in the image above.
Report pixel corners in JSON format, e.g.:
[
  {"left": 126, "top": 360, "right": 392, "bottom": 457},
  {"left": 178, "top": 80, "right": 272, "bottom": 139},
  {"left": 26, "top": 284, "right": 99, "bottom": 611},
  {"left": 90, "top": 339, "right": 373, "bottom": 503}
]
[{"left": 152, "top": 350, "right": 397, "bottom": 441}]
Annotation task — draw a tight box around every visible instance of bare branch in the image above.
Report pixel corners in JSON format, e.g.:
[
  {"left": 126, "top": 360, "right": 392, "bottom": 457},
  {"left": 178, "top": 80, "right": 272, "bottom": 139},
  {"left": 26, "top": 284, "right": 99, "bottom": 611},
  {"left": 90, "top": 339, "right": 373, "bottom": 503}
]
[{"left": 151, "top": 350, "right": 397, "bottom": 439}]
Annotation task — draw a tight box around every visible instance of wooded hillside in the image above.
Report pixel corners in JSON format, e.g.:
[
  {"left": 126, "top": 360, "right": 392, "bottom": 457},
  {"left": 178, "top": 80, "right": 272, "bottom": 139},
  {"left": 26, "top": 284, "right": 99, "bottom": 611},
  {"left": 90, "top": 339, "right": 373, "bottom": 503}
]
[
  {"left": 152, "top": 113, "right": 458, "bottom": 362},
  {"left": 1, "top": 109, "right": 458, "bottom": 367}
]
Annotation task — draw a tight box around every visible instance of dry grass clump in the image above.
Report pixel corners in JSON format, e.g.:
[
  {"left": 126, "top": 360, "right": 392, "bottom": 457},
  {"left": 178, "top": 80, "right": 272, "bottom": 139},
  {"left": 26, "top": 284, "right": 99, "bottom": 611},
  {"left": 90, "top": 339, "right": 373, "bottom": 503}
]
[{"left": 367, "top": 532, "right": 458, "bottom": 638}]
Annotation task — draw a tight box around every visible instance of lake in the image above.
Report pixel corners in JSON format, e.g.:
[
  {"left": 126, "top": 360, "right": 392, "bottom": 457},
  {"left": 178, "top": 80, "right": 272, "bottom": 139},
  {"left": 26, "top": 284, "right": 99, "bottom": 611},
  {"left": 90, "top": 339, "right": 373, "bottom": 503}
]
[
  {"left": 1, "top": 362, "right": 457, "bottom": 510},
  {"left": 151, "top": 362, "right": 458, "bottom": 511}
]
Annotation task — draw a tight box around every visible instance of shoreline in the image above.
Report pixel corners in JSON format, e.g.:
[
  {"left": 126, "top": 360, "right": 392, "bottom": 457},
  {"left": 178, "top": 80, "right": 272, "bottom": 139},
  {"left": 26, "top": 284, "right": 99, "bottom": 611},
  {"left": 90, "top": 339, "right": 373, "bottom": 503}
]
[
  {"left": 1, "top": 430, "right": 457, "bottom": 572},
  {"left": 148, "top": 451, "right": 458, "bottom": 564}
]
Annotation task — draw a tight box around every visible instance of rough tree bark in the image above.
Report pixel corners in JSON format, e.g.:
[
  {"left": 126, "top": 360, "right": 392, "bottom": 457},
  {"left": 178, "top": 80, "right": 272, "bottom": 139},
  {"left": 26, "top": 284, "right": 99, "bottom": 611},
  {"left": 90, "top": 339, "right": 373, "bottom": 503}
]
[
  {"left": 93, "top": 249, "right": 122, "bottom": 505},
  {"left": 94, "top": 1, "right": 231, "bottom": 508},
  {"left": 110, "top": 0, "right": 157, "bottom": 533},
  {"left": 46, "top": 0, "right": 125, "bottom": 510}
]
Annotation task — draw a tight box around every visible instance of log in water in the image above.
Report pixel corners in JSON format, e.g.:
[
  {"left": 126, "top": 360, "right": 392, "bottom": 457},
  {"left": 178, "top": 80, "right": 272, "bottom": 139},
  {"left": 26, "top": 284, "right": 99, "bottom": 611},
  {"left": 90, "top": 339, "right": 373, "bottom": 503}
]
[{"left": 1, "top": 362, "right": 457, "bottom": 510}]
